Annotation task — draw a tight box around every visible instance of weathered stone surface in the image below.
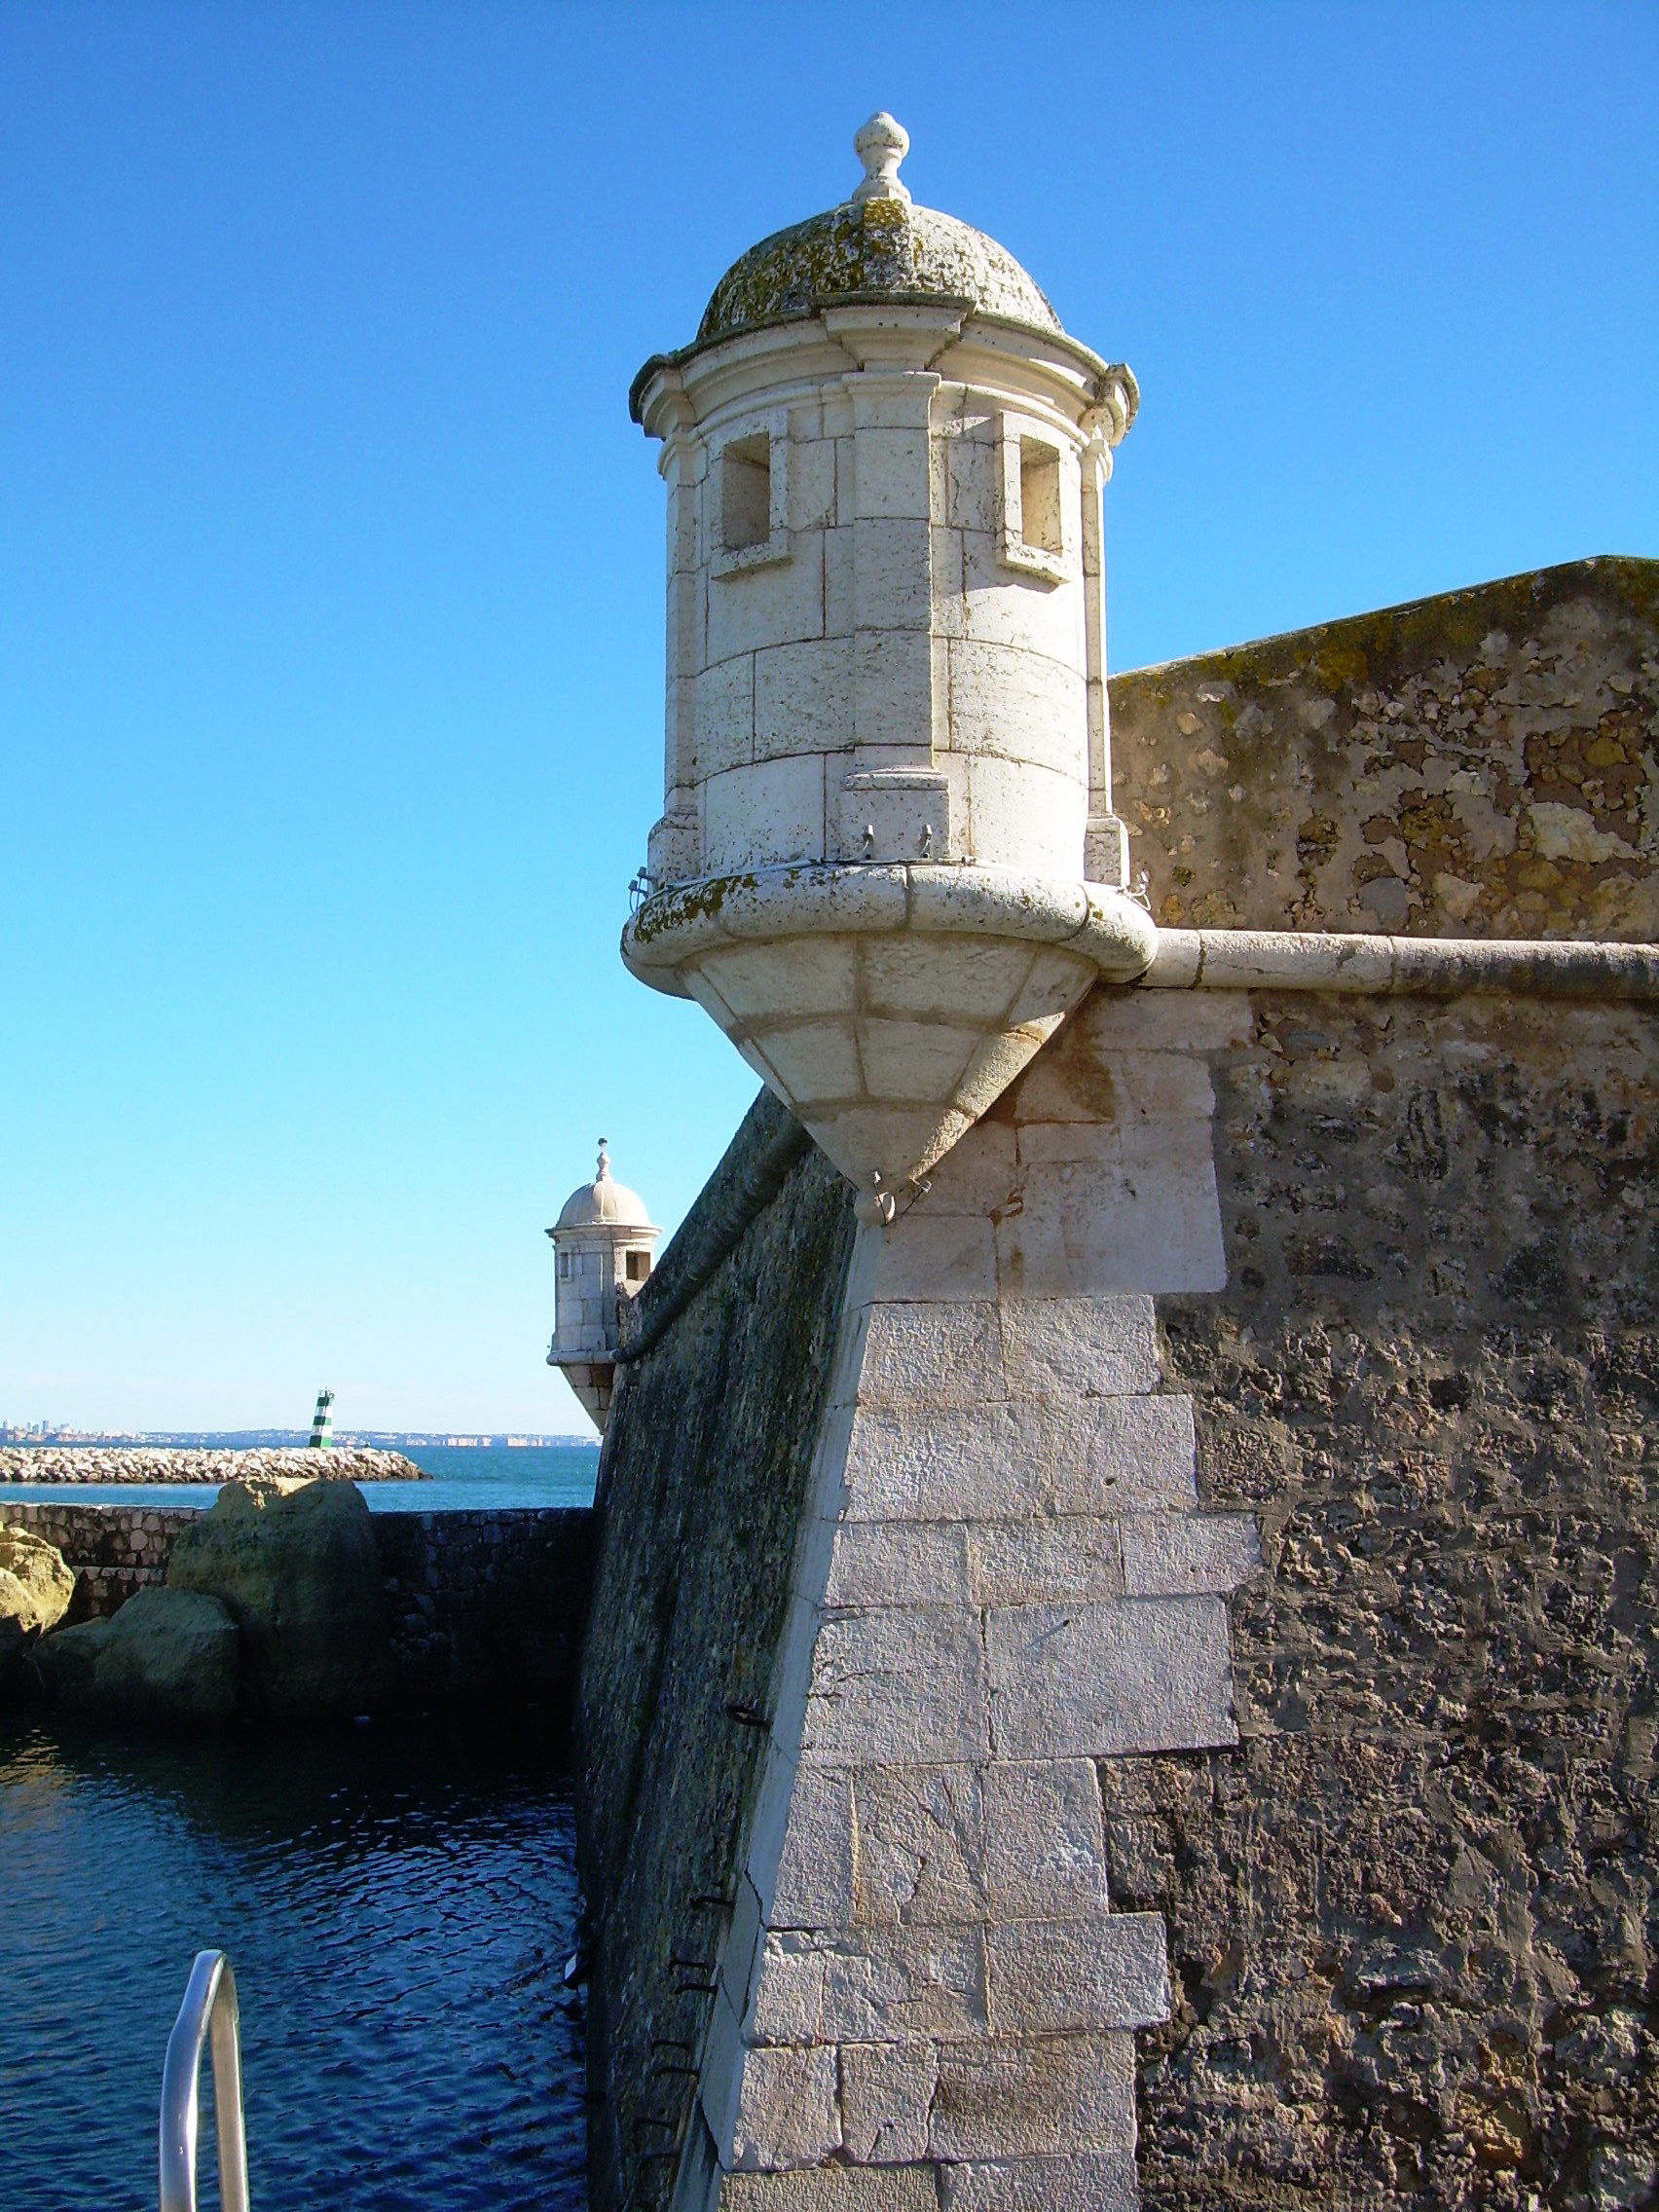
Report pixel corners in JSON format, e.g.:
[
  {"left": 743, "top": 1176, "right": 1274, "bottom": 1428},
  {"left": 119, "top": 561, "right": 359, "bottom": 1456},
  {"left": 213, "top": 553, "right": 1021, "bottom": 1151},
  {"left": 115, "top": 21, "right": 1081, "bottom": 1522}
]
[
  {"left": 1123, "top": 988, "right": 1659, "bottom": 2205},
  {"left": 986, "top": 1595, "right": 1237, "bottom": 1757},
  {"left": 749, "top": 1924, "right": 988, "bottom": 2046},
  {"left": 1119, "top": 1511, "right": 1262, "bottom": 1597},
  {"left": 840, "top": 2039, "right": 937, "bottom": 2162},
  {"left": 768, "top": 1761, "right": 858, "bottom": 1928},
  {"left": 720, "top": 2164, "right": 939, "bottom": 2212},
  {"left": 939, "top": 2153, "right": 1138, "bottom": 2212},
  {"left": 856, "top": 1302, "right": 1004, "bottom": 1406},
  {"left": 998, "top": 1297, "right": 1161, "bottom": 1398},
  {"left": 728, "top": 2045, "right": 841, "bottom": 2171},
  {"left": 0, "top": 1523, "right": 75, "bottom": 1671},
  {"left": 166, "top": 1475, "right": 391, "bottom": 1716},
  {"left": 984, "top": 1912, "right": 1169, "bottom": 2033},
  {"left": 39, "top": 1586, "right": 239, "bottom": 1722},
  {"left": 926, "top": 2032, "right": 1136, "bottom": 2159},
  {"left": 826, "top": 1520, "right": 971, "bottom": 1605},
  {"left": 847, "top": 1759, "right": 1111, "bottom": 1929},
  {"left": 578, "top": 1098, "right": 857, "bottom": 2212},
  {"left": 801, "top": 1605, "right": 988, "bottom": 1764},
  {"left": 1112, "top": 556, "right": 1659, "bottom": 940},
  {"left": 965, "top": 1517, "right": 1124, "bottom": 1604},
  {"left": 843, "top": 1397, "right": 1197, "bottom": 1520}
]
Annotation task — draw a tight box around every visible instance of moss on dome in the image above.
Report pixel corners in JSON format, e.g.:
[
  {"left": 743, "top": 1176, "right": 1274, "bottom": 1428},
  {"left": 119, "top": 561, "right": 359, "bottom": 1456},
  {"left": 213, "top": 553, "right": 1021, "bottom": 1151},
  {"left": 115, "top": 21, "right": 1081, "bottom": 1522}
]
[{"left": 695, "top": 194, "right": 1063, "bottom": 346}]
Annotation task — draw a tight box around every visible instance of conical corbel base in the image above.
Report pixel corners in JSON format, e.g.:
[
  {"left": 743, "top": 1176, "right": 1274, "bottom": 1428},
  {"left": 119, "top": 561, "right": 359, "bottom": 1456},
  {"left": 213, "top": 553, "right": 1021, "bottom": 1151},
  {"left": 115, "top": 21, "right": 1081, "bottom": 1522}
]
[{"left": 622, "top": 866, "right": 1157, "bottom": 1197}]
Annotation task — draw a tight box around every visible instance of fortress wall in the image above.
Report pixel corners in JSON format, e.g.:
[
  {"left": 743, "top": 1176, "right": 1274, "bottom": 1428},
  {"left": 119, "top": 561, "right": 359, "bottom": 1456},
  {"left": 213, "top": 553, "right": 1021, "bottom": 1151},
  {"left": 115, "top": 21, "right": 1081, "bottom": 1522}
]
[
  {"left": 586, "top": 974, "right": 1656, "bottom": 2212},
  {"left": 1112, "top": 987, "right": 1659, "bottom": 2207},
  {"left": 1110, "top": 557, "right": 1659, "bottom": 942},
  {"left": 581, "top": 558, "right": 1656, "bottom": 2212},
  {"left": 372, "top": 1506, "right": 596, "bottom": 1706},
  {"left": 578, "top": 1097, "right": 858, "bottom": 2212}
]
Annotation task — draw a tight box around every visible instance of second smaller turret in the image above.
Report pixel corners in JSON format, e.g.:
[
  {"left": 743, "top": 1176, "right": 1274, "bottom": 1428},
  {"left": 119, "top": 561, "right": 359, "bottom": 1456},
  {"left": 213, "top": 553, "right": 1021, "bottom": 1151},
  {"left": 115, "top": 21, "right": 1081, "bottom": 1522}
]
[{"left": 545, "top": 1142, "right": 660, "bottom": 1433}]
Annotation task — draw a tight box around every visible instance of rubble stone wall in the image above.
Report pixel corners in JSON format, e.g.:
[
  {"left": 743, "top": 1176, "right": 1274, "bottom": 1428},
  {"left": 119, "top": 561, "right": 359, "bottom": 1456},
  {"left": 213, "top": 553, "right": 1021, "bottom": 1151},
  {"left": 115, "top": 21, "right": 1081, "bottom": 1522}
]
[
  {"left": 1117, "top": 986, "right": 1659, "bottom": 2209},
  {"left": 1, "top": 1500, "right": 189, "bottom": 1618}
]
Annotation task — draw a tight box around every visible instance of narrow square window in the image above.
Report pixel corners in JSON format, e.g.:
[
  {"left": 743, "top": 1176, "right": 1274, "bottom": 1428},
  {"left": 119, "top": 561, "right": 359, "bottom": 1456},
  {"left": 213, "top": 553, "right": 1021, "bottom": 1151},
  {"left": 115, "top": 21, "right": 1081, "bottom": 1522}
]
[
  {"left": 1019, "top": 439, "right": 1063, "bottom": 557},
  {"left": 721, "top": 433, "right": 772, "bottom": 553},
  {"left": 624, "top": 1249, "right": 650, "bottom": 1283},
  {"left": 557, "top": 1252, "right": 571, "bottom": 1280}
]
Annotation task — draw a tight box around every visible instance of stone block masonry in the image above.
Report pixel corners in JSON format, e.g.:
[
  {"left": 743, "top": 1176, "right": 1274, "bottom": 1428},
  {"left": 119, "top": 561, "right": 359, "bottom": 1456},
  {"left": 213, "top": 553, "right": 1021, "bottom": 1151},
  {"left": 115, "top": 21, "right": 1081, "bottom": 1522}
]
[
  {"left": 577, "top": 1047, "right": 1263, "bottom": 2212},
  {"left": 4, "top": 1501, "right": 595, "bottom": 1709},
  {"left": 682, "top": 1004, "right": 1260, "bottom": 2212}
]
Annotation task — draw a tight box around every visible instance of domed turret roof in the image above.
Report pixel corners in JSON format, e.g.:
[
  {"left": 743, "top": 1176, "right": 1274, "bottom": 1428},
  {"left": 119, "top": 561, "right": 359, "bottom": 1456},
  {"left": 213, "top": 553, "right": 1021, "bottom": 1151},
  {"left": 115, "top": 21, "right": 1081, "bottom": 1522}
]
[
  {"left": 697, "top": 114, "right": 1061, "bottom": 346},
  {"left": 554, "top": 1143, "right": 656, "bottom": 1233}
]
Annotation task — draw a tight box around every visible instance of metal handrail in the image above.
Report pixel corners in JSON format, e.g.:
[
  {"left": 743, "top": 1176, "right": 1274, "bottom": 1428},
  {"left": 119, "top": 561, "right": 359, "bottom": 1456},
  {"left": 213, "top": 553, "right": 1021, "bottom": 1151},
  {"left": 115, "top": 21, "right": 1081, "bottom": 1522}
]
[{"left": 159, "top": 1949, "right": 250, "bottom": 2212}]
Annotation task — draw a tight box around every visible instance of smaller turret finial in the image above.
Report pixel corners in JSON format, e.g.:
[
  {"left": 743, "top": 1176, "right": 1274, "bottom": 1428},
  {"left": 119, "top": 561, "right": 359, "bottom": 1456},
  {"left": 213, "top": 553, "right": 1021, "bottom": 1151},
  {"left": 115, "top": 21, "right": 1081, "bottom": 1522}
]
[
  {"left": 596, "top": 1137, "right": 611, "bottom": 1181},
  {"left": 852, "top": 113, "right": 911, "bottom": 205}
]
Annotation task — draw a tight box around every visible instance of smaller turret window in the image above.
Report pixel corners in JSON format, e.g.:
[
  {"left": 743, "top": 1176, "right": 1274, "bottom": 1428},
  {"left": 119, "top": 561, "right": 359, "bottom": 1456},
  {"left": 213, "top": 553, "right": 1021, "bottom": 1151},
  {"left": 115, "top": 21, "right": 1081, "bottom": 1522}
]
[
  {"left": 997, "top": 411, "right": 1073, "bottom": 583},
  {"left": 624, "top": 1249, "right": 650, "bottom": 1283},
  {"left": 1018, "top": 441, "right": 1063, "bottom": 557},
  {"left": 557, "top": 1252, "right": 571, "bottom": 1280},
  {"left": 721, "top": 434, "right": 771, "bottom": 552},
  {"left": 711, "top": 423, "right": 791, "bottom": 578}
]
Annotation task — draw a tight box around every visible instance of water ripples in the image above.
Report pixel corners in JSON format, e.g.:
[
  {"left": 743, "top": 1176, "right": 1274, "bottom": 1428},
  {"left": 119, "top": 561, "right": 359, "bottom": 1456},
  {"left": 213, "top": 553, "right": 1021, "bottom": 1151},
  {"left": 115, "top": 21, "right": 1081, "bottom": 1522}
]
[{"left": 0, "top": 1713, "right": 586, "bottom": 2209}]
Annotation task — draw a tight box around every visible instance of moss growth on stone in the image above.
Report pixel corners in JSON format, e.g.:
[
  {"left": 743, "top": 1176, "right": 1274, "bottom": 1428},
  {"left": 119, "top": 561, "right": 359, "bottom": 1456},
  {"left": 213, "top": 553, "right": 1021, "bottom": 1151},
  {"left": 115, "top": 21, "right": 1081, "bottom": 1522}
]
[{"left": 1112, "top": 557, "right": 1659, "bottom": 940}]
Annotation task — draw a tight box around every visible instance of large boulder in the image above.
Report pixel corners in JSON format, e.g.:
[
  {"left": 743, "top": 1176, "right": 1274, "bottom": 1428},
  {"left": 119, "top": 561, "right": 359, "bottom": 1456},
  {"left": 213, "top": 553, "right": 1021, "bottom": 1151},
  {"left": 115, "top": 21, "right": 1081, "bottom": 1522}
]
[
  {"left": 166, "top": 1476, "right": 392, "bottom": 1715},
  {"left": 38, "top": 1586, "right": 240, "bottom": 1722},
  {"left": 0, "top": 1524, "right": 77, "bottom": 1685}
]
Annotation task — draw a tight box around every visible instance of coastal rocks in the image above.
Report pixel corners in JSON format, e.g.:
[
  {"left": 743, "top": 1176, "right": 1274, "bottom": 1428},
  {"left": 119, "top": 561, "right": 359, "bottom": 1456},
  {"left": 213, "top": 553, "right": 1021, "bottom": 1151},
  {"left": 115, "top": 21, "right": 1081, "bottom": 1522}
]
[
  {"left": 0, "top": 1445, "right": 425, "bottom": 1484},
  {"left": 166, "top": 1476, "right": 393, "bottom": 1715},
  {"left": 0, "top": 1524, "right": 77, "bottom": 1689},
  {"left": 39, "top": 1587, "right": 240, "bottom": 1722},
  {"left": 0, "top": 1524, "right": 76, "bottom": 1643}
]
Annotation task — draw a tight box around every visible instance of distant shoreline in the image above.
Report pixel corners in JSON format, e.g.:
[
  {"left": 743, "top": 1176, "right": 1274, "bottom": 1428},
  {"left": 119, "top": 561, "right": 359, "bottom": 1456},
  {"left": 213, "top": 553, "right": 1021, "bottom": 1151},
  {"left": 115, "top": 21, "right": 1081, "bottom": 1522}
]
[
  {"left": 0, "top": 1430, "right": 594, "bottom": 1452},
  {"left": 0, "top": 1446, "right": 428, "bottom": 1485}
]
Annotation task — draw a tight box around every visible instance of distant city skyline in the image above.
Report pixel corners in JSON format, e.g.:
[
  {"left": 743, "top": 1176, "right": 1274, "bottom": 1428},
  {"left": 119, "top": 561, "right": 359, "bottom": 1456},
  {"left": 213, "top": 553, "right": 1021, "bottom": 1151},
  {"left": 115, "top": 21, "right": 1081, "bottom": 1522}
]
[{"left": 2, "top": 2, "right": 1653, "bottom": 1429}]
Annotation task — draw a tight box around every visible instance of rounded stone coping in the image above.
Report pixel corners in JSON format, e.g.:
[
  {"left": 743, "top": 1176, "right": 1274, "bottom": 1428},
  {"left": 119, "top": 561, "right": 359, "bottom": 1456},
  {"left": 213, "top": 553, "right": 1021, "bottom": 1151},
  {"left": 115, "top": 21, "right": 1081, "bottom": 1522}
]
[
  {"left": 1143, "top": 929, "right": 1659, "bottom": 998},
  {"left": 621, "top": 866, "right": 1159, "bottom": 993},
  {"left": 631, "top": 303, "right": 1132, "bottom": 432}
]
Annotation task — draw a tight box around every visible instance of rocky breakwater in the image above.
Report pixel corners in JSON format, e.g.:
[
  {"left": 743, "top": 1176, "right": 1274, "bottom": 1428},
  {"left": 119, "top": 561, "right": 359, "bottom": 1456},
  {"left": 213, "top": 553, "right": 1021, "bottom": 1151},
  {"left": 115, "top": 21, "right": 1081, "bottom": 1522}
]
[
  {"left": 36, "top": 1474, "right": 392, "bottom": 1724},
  {"left": 0, "top": 1445, "right": 424, "bottom": 1484}
]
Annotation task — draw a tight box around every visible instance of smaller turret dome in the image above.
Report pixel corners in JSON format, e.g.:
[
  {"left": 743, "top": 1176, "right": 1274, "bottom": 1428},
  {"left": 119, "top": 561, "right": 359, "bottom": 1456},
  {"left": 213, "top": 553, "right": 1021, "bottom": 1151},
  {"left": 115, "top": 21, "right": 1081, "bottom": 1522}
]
[
  {"left": 695, "top": 113, "right": 1062, "bottom": 349},
  {"left": 554, "top": 1141, "right": 654, "bottom": 1232}
]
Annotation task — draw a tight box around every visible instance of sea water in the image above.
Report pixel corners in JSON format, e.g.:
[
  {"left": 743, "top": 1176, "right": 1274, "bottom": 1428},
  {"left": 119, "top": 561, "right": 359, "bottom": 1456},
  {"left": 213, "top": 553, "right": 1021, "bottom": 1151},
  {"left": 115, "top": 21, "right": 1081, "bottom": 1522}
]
[{"left": 0, "top": 1709, "right": 587, "bottom": 2209}]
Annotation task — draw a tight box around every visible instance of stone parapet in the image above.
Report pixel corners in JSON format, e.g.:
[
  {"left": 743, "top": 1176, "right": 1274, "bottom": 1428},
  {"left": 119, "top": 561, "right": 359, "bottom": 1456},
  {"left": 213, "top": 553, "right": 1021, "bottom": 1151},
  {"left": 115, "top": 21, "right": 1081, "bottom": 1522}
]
[{"left": 1111, "top": 555, "right": 1659, "bottom": 941}]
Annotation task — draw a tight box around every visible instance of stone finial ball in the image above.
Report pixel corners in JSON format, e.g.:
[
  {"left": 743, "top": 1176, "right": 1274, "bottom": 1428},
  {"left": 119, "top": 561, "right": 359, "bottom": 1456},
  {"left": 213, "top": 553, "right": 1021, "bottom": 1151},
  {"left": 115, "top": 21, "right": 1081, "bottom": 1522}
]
[{"left": 852, "top": 112, "right": 911, "bottom": 203}]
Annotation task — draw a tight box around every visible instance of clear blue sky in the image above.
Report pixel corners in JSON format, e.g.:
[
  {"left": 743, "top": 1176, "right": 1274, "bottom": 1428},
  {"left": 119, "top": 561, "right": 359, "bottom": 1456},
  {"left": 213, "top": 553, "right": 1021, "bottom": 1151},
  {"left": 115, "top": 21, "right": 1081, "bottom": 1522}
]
[{"left": 2, "top": 2, "right": 1653, "bottom": 1434}]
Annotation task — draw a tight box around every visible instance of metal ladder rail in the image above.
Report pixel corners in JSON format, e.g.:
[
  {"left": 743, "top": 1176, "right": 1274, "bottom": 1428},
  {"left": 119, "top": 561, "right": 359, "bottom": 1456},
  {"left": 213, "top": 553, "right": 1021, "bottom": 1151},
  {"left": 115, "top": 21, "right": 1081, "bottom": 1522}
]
[{"left": 159, "top": 1949, "right": 251, "bottom": 2212}]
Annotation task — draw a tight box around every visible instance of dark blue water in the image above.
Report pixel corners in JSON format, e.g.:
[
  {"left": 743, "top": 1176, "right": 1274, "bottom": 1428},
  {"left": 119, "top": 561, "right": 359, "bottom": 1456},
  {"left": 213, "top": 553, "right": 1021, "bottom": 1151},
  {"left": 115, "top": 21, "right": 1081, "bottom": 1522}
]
[
  {"left": 0, "top": 1712, "right": 587, "bottom": 2210},
  {"left": 0, "top": 1441, "right": 602, "bottom": 1515}
]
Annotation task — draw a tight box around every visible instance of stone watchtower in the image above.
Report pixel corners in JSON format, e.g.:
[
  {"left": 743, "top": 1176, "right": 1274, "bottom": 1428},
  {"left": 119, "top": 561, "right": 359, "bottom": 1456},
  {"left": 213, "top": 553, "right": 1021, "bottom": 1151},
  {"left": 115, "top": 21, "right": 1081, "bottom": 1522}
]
[
  {"left": 545, "top": 1143, "right": 660, "bottom": 1431},
  {"left": 623, "top": 115, "right": 1155, "bottom": 1213}
]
